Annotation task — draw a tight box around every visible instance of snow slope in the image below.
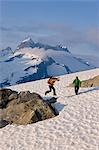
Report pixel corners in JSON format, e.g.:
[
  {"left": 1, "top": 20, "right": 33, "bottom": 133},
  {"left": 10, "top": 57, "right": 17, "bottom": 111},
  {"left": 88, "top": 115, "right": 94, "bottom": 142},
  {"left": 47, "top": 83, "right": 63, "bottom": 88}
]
[
  {"left": 0, "top": 68, "right": 99, "bottom": 150},
  {"left": 0, "top": 50, "right": 42, "bottom": 86},
  {"left": 0, "top": 38, "right": 96, "bottom": 87},
  {"left": 75, "top": 54, "right": 99, "bottom": 68}
]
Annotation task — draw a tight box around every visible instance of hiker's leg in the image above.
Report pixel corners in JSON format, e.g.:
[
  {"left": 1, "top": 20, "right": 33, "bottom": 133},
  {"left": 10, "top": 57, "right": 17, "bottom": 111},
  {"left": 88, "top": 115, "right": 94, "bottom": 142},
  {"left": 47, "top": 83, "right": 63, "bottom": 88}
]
[
  {"left": 75, "top": 86, "right": 77, "bottom": 94},
  {"left": 75, "top": 86, "right": 78, "bottom": 95},
  {"left": 76, "top": 86, "right": 79, "bottom": 94},
  {"left": 45, "top": 86, "right": 52, "bottom": 95},
  {"left": 51, "top": 86, "right": 56, "bottom": 95}
]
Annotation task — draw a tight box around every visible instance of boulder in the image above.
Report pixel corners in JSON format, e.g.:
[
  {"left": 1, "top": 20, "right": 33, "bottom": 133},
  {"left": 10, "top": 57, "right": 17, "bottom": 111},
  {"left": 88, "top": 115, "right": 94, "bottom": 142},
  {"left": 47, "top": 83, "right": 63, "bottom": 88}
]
[{"left": 0, "top": 89, "right": 57, "bottom": 125}]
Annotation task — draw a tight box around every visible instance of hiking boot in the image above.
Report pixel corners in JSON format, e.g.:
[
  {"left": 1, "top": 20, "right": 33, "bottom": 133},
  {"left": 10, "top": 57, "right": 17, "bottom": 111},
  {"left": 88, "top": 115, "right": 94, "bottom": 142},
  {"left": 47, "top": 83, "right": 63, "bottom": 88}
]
[{"left": 54, "top": 93, "right": 57, "bottom": 96}]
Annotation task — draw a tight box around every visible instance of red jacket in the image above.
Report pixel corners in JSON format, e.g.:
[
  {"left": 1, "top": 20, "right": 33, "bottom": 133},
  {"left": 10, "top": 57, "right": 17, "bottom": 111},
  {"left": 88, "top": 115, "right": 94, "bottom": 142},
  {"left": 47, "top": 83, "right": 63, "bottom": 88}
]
[{"left": 48, "top": 78, "right": 59, "bottom": 86}]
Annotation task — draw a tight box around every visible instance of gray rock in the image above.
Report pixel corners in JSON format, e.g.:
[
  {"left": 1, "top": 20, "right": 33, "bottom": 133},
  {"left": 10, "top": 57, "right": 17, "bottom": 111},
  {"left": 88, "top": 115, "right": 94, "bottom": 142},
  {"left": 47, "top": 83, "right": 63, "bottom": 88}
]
[
  {"left": 45, "top": 97, "right": 57, "bottom": 104},
  {"left": 0, "top": 89, "right": 17, "bottom": 108},
  {"left": 0, "top": 119, "right": 9, "bottom": 128}
]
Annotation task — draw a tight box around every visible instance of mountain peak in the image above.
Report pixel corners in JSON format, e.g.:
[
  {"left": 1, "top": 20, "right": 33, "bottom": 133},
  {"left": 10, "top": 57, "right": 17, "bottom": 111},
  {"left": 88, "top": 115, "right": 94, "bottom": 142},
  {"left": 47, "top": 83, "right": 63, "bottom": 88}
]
[
  {"left": 3, "top": 47, "right": 12, "bottom": 51},
  {"left": 0, "top": 47, "right": 13, "bottom": 57},
  {"left": 22, "top": 37, "right": 33, "bottom": 43},
  {"left": 16, "top": 37, "right": 35, "bottom": 50}
]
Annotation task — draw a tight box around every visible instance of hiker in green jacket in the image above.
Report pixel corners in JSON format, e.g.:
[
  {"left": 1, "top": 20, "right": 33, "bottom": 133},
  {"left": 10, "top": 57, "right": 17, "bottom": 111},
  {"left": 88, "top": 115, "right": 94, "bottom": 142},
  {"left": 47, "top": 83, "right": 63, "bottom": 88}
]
[{"left": 73, "top": 76, "right": 81, "bottom": 95}]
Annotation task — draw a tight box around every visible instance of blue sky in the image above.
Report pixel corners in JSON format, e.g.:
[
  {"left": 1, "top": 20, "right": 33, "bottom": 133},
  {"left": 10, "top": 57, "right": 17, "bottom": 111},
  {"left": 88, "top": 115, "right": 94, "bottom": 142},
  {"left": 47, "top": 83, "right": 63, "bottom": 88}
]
[{"left": 0, "top": 0, "right": 99, "bottom": 56}]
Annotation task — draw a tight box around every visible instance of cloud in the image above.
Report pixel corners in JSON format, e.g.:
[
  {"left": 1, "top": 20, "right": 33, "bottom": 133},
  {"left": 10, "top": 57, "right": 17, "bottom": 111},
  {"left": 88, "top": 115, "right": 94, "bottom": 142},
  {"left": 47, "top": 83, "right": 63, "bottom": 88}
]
[
  {"left": 85, "top": 27, "right": 99, "bottom": 47},
  {"left": 0, "top": 24, "right": 59, "bottom": 33},
  {"left": 0, "top": 23, "right": 99, "bottom": 55},
  {"left": 0, "top": 27, "right": 12, "bottom": 31},
  {"left": 38, "top": 25, "right": 99, "bottom": 50}
]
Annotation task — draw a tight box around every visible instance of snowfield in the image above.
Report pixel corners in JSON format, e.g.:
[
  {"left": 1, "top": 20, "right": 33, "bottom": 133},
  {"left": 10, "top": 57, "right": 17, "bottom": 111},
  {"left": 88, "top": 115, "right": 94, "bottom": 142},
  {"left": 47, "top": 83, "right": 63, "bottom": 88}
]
[{"left": 0, "top": 68, "right": 99, "bottom": 150}]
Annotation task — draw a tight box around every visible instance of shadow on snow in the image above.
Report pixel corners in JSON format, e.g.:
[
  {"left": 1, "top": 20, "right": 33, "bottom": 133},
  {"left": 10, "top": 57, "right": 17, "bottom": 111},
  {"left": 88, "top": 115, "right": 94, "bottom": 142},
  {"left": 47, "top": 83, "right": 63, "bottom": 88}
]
[{"left": 67, "top": 87, "right": 99, "bottom": 98}]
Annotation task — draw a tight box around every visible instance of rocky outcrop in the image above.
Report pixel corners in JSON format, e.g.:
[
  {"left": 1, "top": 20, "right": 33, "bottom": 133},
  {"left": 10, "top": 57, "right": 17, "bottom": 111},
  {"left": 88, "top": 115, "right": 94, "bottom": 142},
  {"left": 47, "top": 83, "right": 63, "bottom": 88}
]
[
  {"left": 0, "top": 89, "right": 58, "bottom": 126},
  {"left": 81, "top": 75, "right": 99, "bottom": 87}
]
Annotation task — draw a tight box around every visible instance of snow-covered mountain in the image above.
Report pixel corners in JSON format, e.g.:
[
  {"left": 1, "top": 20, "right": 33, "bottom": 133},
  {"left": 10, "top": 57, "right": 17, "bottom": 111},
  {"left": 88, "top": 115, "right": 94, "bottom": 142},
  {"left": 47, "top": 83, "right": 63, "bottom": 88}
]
[
  {"left": 0, "top": 37, "right": 97, "bottom": 87},
  {"left": 75, "top": 54, "right": 99, "bottom": 68},
  {"left": 0, "top": 47, "right": 13, "bottom": 57}
]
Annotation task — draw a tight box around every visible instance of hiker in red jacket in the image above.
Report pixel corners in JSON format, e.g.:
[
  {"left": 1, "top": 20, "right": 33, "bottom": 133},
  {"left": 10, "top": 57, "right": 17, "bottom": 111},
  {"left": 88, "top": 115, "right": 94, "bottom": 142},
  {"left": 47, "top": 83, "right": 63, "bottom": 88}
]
[{"left": 45, "top": 76, "right": 59, "bottom": 96}]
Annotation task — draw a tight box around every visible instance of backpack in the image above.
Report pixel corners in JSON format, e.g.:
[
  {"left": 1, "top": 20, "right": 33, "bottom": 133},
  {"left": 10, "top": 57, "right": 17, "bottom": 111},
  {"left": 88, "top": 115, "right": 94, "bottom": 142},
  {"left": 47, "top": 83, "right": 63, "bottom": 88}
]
[
  {"left": 48, "top": 79, "right": 52, "bottom": 84},
  {"left": 47, "top": 78, "right": 59, "bottom": 85},
  {"left": 48, "top": 79, "right": 56, "bottom": 85}
]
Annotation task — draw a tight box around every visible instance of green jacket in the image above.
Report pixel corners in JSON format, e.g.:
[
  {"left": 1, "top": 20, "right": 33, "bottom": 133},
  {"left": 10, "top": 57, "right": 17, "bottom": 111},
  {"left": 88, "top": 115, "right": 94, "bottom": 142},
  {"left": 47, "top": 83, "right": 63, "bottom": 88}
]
[{"left": 73, "top": 79, "right": 81, "bottom": 87}]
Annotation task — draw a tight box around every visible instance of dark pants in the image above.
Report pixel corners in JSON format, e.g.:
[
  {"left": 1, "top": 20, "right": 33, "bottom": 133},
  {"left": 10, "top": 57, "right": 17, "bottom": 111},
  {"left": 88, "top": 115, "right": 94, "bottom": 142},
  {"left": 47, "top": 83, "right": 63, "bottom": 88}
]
[
  {"left": 75, "top": 86, "right": 79, "bottom": 95},
  {"left": 45, "top": 85, "right": 56, "bottom": 95}
]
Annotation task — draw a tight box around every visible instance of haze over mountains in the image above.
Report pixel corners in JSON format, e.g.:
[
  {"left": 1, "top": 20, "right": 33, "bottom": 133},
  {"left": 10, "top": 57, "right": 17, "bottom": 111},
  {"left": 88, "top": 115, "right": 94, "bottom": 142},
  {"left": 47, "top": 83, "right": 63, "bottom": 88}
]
[{"left": 0, "top": 37, "right": 98, "bottom": 87}]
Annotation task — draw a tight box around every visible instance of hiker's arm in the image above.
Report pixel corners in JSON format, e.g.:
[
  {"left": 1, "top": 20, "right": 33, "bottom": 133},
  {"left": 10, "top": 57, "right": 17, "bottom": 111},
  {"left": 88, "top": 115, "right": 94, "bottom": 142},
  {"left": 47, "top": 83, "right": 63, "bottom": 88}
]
[
  {"left": 56, "top": 78, "right": 60, "bottom": 81},
  {"left": 53, "top": 77, "right": 60, "bottom": 81},
  {"left": 73, "top": 80, "right": 75, "bottom": 84}
]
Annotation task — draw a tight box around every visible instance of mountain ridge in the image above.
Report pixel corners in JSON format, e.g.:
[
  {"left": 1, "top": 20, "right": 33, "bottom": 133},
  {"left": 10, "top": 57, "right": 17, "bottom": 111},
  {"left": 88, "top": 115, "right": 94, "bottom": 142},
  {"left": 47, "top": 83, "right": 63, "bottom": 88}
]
[{"left": 16, "top": 37, "right": 70, "bottom": 53}]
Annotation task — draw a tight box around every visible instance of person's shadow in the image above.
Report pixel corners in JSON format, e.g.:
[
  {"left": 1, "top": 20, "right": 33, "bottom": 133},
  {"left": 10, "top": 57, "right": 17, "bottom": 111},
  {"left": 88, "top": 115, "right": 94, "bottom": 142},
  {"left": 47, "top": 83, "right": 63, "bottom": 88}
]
[
  {"left": 67, "top": 87, "right": 99, "bottom": 98},
  {"left": 54, "top": 102, "right": 67, "bottom": 113},
  {"left": 79, "top": 87, "right": 99, "bottom": 94}
]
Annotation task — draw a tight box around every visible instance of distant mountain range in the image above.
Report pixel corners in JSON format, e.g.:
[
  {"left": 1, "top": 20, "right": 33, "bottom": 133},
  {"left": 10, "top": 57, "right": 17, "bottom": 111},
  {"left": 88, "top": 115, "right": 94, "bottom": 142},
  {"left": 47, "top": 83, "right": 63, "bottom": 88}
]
[{"left": 0, "top": 37, "right": 98, "bottom": 87}]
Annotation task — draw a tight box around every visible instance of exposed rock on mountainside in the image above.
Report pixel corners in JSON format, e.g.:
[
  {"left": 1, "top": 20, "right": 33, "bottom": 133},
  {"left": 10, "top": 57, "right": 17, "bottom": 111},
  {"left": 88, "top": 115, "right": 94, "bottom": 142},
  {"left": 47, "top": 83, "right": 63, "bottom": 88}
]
[
  {"left": 0, "top": 89, "right": 58, "bottom": 126},
  {"left": 81, "top": 75, "right": 99, "bottom": 87}
]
